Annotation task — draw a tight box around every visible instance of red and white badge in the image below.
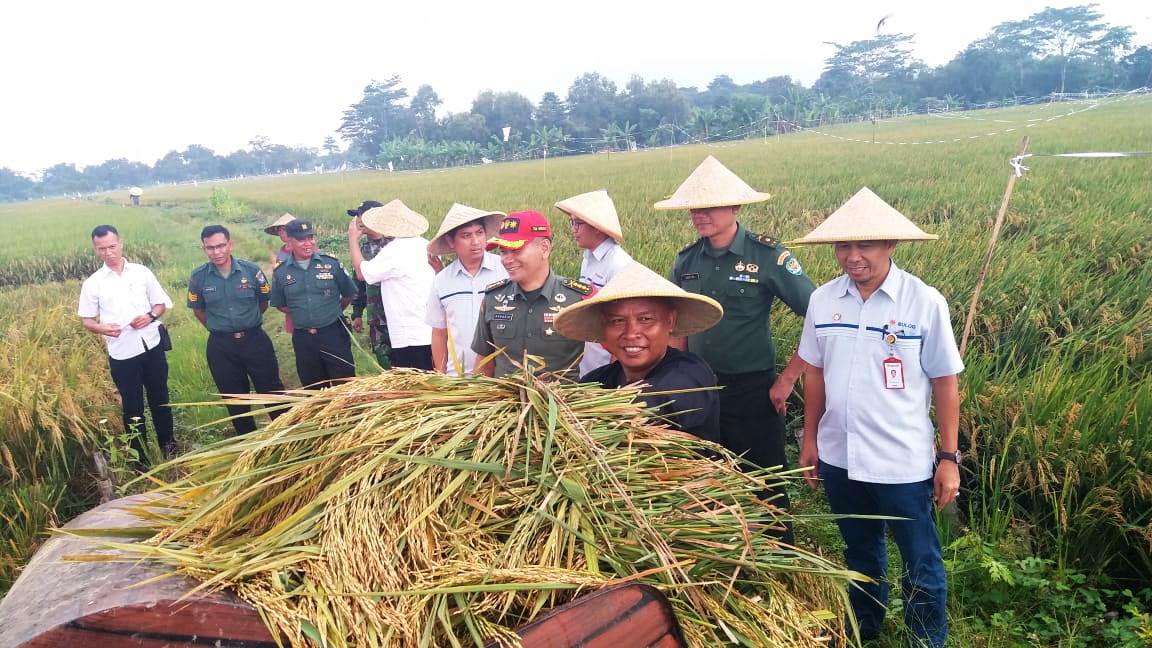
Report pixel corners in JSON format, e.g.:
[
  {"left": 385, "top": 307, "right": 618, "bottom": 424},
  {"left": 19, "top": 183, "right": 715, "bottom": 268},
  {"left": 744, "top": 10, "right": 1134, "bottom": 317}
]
[{"left": 883, "top": 356, "right": 905, "bottom": 389}]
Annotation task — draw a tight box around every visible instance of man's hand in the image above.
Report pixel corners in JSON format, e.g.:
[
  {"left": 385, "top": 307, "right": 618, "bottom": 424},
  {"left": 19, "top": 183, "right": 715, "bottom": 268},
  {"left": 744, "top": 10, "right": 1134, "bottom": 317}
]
[
  {"left": 351, "top": 317, "right": 363, "bottom": 333},
  {"left": 768, "top": 374, "right": 796, "bottom": 415},
  {"left": 933, "top": 460, "right": 961, "bottom": 509},
  {"left": 348, "top": 217, "right": 362, "bottom": 239},
  {"left": 129, "top": 314, "right": 153, "bottom": 329},
  {"left": 103, "top": 323, "right": 123, "bottom": 337},
  {"left": 427, "top": 253, "right": 444, "bottom": 273},
  {"left": 799, "top": 443, "right": 820, "bottom": 490}
]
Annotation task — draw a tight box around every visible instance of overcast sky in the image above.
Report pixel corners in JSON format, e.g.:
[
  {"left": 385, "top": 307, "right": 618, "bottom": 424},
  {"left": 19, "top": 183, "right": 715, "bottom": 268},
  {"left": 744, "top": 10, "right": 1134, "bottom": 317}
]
[{"left": 2, "top": 0, "right": 1148, "bottom": 174}]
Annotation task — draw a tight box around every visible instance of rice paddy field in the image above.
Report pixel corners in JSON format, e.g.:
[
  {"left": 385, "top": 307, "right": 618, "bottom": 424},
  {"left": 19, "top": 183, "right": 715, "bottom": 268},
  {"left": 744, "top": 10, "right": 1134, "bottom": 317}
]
[{"left": 0, "top": 93, "right": 1149, "bottom": 645}]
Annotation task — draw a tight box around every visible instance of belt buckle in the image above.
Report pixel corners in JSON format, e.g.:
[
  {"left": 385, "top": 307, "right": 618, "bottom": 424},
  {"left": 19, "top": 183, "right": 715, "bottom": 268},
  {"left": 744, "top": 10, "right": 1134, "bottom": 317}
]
[
  {"left": 232, "top": 331, "right": 245, "bottom": 339},
  {"left": 307, "top": 327, "right": 319, "bottom": 334}
]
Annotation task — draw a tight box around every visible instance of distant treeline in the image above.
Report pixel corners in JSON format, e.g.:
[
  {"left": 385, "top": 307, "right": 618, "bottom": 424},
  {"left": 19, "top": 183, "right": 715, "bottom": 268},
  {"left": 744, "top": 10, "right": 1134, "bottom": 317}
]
[{"left": 3, "top": 3, "right": 1148, "bottom": 202}]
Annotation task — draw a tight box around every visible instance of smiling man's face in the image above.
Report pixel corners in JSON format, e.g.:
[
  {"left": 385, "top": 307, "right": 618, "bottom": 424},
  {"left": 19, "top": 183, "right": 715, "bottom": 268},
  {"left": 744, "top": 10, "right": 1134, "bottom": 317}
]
[{"left": 598, "top": 297, "right": 677, "bottom": 382}]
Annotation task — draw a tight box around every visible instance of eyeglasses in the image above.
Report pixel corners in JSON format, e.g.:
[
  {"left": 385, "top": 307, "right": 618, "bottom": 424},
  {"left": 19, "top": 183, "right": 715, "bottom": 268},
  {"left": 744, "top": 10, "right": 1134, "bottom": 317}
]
[
  {"left": 203, "top": 242, "right": 230, "bottom": 253},
  {"left": 569, "top": 219, "right": 587, "bottom": 229}
]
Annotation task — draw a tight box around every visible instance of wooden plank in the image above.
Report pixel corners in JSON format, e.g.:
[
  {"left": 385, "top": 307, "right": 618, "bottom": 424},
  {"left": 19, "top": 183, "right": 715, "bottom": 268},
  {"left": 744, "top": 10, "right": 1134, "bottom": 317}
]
[{"left": 515, "top": 584, "right": 686, "bottom": 648}]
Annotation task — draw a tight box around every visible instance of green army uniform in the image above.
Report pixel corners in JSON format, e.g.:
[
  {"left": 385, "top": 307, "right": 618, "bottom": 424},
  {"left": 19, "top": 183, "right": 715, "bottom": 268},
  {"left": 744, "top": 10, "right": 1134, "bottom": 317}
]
[
  {"left": 472, "top": 272, "right": 591, "bottom": 377},
  {"left": 187, "top": 256, "right": 284, "bottom": 434},
  {"left": 270, "top": 251, "right": 359, "bottom": 388},
  {"left": 670, "top": 223, "right": 815, "bottom": 374},
  {"left": 671, "top": 223, "right": 815, "bottom": 531}
]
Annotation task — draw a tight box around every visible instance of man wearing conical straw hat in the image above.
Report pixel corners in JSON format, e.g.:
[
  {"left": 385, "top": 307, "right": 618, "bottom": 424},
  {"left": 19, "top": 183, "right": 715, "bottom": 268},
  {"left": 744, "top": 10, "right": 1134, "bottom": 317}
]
[
  {"left": 424, "top": 203, "right": 508, "bottom": 376},
  {"left": 348, "top": 199, "right": 436, "bottom": 370},
  {"left": 554, "top": 261, "right": 722, "bottom": 442},
  {"left": 657, "top": 155, "right": 815, "bottom": 541},
  {"left": 555, "top": 189, "right": 634, "bottom": 375},
  {"left": 794, "top": 187, "right": 963, "bottom": 648},
  {"left": 346, "top": 199, "right": 395, "bottom": 369}
]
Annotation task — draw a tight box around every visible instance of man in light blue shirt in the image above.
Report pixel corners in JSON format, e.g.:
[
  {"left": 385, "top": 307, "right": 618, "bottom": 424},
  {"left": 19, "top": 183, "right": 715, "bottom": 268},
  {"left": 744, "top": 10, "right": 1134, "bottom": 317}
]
[
  {"left": 795, "top": 188, "right": 963, "bottom": 648},
  {"left": 555, "top": 190, "right": 633, "bottom": 375},
  {"left": 424, "top": 204, "right": 507, "bottom": 376}
]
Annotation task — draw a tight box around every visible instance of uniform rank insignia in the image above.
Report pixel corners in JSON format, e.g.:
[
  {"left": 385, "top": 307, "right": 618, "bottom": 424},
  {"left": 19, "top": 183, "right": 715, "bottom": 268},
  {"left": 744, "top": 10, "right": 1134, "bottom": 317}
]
[
  {"left": 494, "top": 304, "right": 516, "bottom": 312},
  {"left": 554, "top": 293, "right": 566, "bottom": 303},
  {"left": 485, "top": 278, "right": 510, "bottom": 293},
  {"left": 256, "top": 271, "right": 266, "bottom": 282},
  {"left": 729, "top": 275, "right": 760, "bottom": 284},
  {"left": 752, "top": 233, "right": 779, "bottom": 247},
  {"left": 283, "top": 274, "right": 297, "bottom": 285},
  {"left": 777, "top": 251, "right": 790, "bottom": 266},
  {"left": 543, "top": 313, "right": 556, "bottom": 324},
  {"left": 785, "top": 257, "right": 803, "bottom": 275},
  {"left": 562, "top": 278, "right": 592, "bottom": 295}
]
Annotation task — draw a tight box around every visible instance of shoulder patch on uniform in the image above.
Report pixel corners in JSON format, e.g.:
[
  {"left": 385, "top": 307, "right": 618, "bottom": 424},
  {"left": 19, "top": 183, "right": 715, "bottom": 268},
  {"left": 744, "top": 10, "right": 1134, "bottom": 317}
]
[
  {"left": 562, "top": 278, "right": 593, "bottom": 295},
  {"left": 485, "top": 278, "right": 511, "bottom": 293},
  {"left": 748, "top": 232, "right": 779, "bottom": 248},
  {"left": 677, "top": 239, "right": 700, "bottom": 256}
]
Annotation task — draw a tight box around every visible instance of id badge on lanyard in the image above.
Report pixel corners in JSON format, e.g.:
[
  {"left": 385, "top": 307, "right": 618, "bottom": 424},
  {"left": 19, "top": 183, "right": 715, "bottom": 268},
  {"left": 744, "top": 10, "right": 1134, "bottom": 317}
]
[{"left": 882, "top": 329, "right": 905, "bottom": 390}]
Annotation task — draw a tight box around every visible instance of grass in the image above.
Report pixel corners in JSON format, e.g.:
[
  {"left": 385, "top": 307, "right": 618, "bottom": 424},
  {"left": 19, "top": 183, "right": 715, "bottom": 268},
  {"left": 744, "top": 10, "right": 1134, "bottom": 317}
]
[{"left": 0, "top": 93, "right": 1149, "bottom": 642}]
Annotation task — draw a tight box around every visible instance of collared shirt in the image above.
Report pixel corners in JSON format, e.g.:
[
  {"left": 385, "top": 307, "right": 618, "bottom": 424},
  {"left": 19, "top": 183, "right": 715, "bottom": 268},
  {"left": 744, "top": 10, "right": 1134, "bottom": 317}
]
[
  {"left": 269, "top": 252, "right": 358, "bottom": 329},
  {"left": 352, "top": 235, "right": 391, "bottom": 320},
  {"left": 797, "top": 262, "right": 965, "bottom": 484},
  {"left": 425, "top": 253, "right": 507, "bottom": 376},
  {"left": 359, "top": 236, "right": 435, "bottom": 349},
  {"left": 581, "top": 347, "right": 721, "bottom": 443},
  {"left": 671, "top": 223, "right": 815, "bottom": 375},
  {"left": 471, "top": 271, "right": 588, "bottom": 377},
  {"left": 578, "top": 239, "right": 634, "bottom": 375},
  {"left": 186, "top": 257, "right": 270, "bottom": 333},
  {"left": 78, "top": 262, "right": 174, "bottom": 360}
]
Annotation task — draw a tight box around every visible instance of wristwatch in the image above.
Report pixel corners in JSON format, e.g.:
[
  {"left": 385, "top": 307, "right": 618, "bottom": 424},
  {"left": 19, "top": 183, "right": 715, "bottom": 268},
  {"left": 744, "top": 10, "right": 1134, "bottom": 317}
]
[
  {"left": 148, "top": 311, "right": 159, "bottom": 322},
  {"left": 936, "top": 449, "right": 962, "bottom": 464}
]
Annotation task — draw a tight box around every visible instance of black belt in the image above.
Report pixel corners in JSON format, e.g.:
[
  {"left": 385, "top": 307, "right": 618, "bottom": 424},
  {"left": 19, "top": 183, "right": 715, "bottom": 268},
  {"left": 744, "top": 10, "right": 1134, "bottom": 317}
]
[
  {"left": 296, "top": 320, "right": 342, "bottom": 335},
  {"left": 211, "top": 326, "right": 263, "bottom": 339}
]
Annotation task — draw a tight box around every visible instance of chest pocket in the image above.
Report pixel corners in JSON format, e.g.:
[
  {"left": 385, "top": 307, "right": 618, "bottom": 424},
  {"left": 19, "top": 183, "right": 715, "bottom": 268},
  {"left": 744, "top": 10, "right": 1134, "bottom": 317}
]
[{"left": 723, "top": 282, "right": 762, "bottom": 319}]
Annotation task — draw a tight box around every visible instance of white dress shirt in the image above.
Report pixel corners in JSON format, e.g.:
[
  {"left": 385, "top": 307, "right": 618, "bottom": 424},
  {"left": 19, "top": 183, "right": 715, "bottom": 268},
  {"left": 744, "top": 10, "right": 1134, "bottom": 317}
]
[
  {"left": 359, "top": 236, "right": 435, "bottom": 349},
  {"left": 797, "top": 262, "right": 964, "bottom": 483},
  {"left": 78, "top": 262, "right": 174, "bottom": 361},
  {"left": 578, "top": 239, "right": 634, "bottom": 376},
  {"left": 425, "top": 253, "right": 507, "bottom": 376}
]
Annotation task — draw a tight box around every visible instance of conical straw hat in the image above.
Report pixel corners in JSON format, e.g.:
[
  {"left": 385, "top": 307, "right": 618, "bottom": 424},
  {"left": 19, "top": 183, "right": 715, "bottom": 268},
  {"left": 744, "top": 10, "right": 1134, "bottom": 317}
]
[
  {"left": 264, "top": 212, "right": 297, "bottom": 235},
  {"left": 653, "top": 155, "right": 771, "bottom": 210},
  {"left": 554, "top": 190, "right": 623, "bottom": 242},
  {"left": 428, "top": 203, "right": 506, "bottom": 256},
  {"left": 794, "top": 187, "right": 939, "bottom": 244},
  {"left": 360, "top": 199, "right": 429, "bottom": 239},
  {"left": 553, "top": 261, "right": 723, "bottom": 342}
]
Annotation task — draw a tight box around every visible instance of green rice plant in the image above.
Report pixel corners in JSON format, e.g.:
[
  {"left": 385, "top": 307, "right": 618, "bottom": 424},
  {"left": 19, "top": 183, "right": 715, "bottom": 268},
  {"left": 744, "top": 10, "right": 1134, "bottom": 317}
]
[
  {"left": 70, "top": 370, "right": 857, "bottom": 647},
  {"left": 0, "top": 482, "right": 66, "bottom": 592}
]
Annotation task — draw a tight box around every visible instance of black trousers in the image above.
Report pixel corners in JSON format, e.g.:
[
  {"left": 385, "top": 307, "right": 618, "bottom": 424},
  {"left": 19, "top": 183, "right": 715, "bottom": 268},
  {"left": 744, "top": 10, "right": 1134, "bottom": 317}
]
[
  {"left": 390, "top": 344, "right": 433, "bottom": 370},
  {"left": 207, "top": 327, "right": 285, "bottom": 435},
  {"left": 291, "top": 320, "right": 355, "bottom": 389},
  {"left": 716, "top": 370, "right": 794, "bottom": 543},
  {"left": 108, "top": 344, "right": 173, "bottom": 462}
]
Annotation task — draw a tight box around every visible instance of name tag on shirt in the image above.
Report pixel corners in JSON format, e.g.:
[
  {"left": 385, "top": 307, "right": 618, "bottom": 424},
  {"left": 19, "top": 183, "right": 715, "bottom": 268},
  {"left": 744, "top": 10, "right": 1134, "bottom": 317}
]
[
  {"left": 883, "top": 357, "right": 905, "bottom": 389},
  {"left": 680, "top": 273, "right": 700, "bottom": 281}
]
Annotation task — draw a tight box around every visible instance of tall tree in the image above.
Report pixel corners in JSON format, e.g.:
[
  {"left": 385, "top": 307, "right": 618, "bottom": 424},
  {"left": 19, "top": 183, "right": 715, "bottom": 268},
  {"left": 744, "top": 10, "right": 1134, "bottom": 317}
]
[
  {"left": 0, "top": 168, "right": 35, "bottom": 202},
  {"left": 322, "top": 136, "right": 340, "bottom": 157},
  {"left": 534, "top": 92, "right": 567, "bottom": 130},
  {"left": 338, "top": 76, "right": 411, "bottom": 159},
  {"left": 565, "top": 72, "right": 618, "bottom": 139},
  {"left": 409, "top": 84, "right": 443, "bottom": 140},
  {"left": 470, "top": 90, "right": 534, "bottom": 140},
  {"left": 815, "top": 33, "right": 920, "bottom": 110},
  {"left": 1017, "top": 4, "right": 1133, "bottom": 92}
]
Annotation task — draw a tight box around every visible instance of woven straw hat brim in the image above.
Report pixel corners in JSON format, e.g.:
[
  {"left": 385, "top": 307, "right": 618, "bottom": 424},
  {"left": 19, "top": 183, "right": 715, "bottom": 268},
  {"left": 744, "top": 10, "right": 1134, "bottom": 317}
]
[
  {"left": 652, "top": 155, "right": 771, "bottom": 211},
  {"left": 554, "top": 190, "right": 624, "bottom": 242},
  {"left": 264, "top": 213, "right": 297, "bottom": 235},
  {"left": 554, "top": 292, "right": 724, "bottom": 342},
  {"left": 793, "top": 187, "right": 939, "bottom": 245},
  {"left": 552, "top": 262, "right": 724, "bottom": 342},
  {"left": 361, "top": 200, "right": 429, "bottom": 239},
  {"left": 429, "top": 204, "right": 506, "bottom": 256}
]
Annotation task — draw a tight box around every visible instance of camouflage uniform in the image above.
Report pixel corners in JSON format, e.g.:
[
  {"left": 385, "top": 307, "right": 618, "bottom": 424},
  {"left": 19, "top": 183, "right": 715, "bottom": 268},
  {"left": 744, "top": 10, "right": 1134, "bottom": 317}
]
[{"left": 352, "top": 235, "right": 393, "bottom": 368}]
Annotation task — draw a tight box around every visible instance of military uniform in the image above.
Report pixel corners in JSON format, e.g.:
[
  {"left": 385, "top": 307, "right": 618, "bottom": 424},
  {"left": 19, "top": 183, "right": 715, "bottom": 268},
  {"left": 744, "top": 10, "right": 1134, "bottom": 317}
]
[
  {"left": 270, "top": 251, "right": 359, "bottom": 388},
  {"left": 188, "top": 257, "right": 285, "bottom": 434},
  {"left": 351, "top": 235, "right": 393, "bottom": 368},
  {"left": 671, "top": 223, "right": 815, "bottom": 517},
  {"left": 472, "top": 272, "right": 591, "bottom": 377}
]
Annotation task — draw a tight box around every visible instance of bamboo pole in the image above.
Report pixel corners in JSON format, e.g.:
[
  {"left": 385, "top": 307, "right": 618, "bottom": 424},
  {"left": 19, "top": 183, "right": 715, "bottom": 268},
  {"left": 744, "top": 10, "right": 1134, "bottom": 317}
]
[{"left": 959, "top": 136, "right": 1029, "bottom": 355}]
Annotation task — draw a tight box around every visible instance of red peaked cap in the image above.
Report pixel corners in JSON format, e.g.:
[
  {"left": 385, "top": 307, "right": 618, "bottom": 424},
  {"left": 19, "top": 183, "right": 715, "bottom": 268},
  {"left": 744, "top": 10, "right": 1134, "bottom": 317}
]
[{"left": 485, "top": 210, "right": 552, "bottom": 251}]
